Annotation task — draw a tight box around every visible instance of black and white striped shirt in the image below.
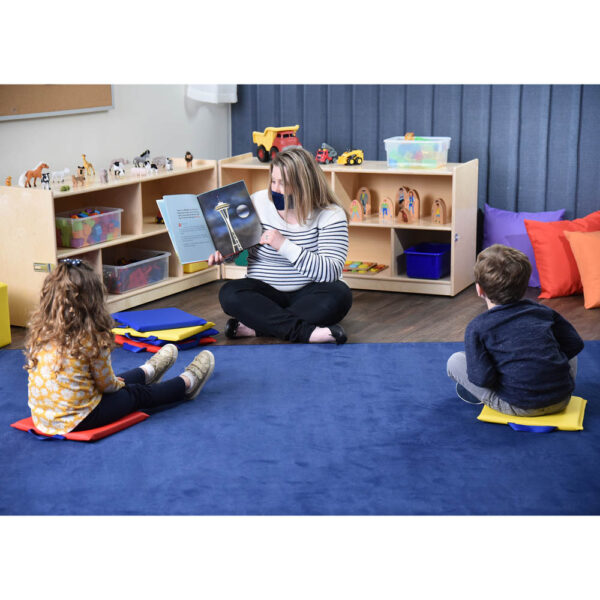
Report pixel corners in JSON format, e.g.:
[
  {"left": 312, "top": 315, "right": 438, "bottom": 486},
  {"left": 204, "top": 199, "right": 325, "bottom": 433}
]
[{"left": 246, "top": 189, "right": 349, "bottom": 291}]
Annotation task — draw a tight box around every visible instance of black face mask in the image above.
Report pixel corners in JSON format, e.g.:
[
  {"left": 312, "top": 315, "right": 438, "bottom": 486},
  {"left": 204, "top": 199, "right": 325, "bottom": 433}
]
[{"left": 272, "top": 191, "right": 293, "bottom": 210}]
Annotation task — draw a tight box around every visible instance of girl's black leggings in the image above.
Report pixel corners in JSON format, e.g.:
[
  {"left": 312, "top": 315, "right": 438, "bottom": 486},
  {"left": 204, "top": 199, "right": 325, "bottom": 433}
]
[
  {"left": 72, "top": 368, "right": 186, "bottom": 431},
  {"left": 219, "top": 277, "right": 352, "bottom": 343}
]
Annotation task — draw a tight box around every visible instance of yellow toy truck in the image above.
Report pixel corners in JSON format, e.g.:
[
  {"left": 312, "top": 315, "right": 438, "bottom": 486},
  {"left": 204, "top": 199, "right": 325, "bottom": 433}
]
[
  {"left": 252, "top": 125, "right": 301, "bottom": 162},
  {"left": 337, "top": 149, "right": 364, "bottom": 166}
]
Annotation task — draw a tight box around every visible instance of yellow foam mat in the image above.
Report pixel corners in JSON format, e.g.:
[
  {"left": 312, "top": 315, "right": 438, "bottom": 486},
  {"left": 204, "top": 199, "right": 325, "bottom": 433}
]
[
  {"left": 477, "top": 396, "right": 587, "bottom": 431},
  {"left": 112, "top": 322, "right": 215, "bottom": 342}
]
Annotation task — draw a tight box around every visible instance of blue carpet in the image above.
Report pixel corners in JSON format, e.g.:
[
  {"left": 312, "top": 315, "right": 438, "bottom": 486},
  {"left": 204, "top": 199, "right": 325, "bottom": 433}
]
[{"left": 1, "top": 342, "right": 599, "bottom": 515}]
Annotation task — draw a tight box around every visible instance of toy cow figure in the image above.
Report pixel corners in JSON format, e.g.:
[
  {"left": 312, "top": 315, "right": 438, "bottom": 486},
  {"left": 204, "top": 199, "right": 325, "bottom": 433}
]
[{"left": 111, "top": 162, "right": 125, "bottom": 177}]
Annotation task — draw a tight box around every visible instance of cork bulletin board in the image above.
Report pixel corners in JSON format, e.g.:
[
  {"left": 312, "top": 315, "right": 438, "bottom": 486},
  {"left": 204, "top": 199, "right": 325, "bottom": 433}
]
[{"left": 0, "top": 85, "right": 113, "bottom": 121}]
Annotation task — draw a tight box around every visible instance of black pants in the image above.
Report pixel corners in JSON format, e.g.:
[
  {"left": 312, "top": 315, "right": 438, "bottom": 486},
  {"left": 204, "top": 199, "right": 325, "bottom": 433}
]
[
  {"left": 219, "top": 277, "right": 353, "bottom": 343},
  {"left": 72, "top": 368, "right": 186, "bottom": 431}
]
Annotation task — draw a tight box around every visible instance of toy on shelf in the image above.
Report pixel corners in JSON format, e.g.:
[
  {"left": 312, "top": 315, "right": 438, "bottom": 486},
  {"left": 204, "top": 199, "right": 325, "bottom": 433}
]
[
  {"left": 81, "top": 154, "right": 95, "bottom": 176},
  {"left": 344, "top": 260, "right": 388, "bottom": 275},
  {"left": 110, "top": 157, "right": 129, "bottom": 169},
  {"left": 404, "top": 132, "right": 415, "bottom": 140},
  {"left": 60, "top": 185, "right": 70, "bottom": 192},
  {"left": 4, "top": 176, "right": 11, "bottom": 186},
  {"left": 19, "top": 162, "right": 49, "bottom": 187},
  {"left": 71, "top": 166, "right": 86, "bottom": 188},
  {"left": 253, "top": 125, "right": 301, "bottom": 163},
  {"left": 152, "top": 156, "right": 170, "bottom": 170},
  {"left": 51, "top": 168, "right": 70, "bottom": 184},
  {"left": 432, "top": 197, "right": 447, "bottom": 224},
  {"left": 133, "top": 150, "right": 150, "bottom": 167},
  {"left": 349, "top": 199, "right": 363, "bottom": 222},
  {"left": 41, "top": 173, "right": 51, "bottom": 190},
  {"left": 337, "top": 149, "right": 363, "bottom": 166},
  {"left": 405, "top": 188, "right": 420, "bottom": 223},
  {"left": 144, "top": 160, "right": 158, "bottom": 174},
  {"left": 379, "top": 196, "right": 394, "bottom": 223},
  {"left": 99, "top": 169, "right": 109, "bottom": 184},
  {"left": 110, "top": 161, "right": 125, "bottom": 177},
  {"left": 315, "top": 142, "right": 338, "bottom": 164},
  {"left": 358, "top": 186, "right": 371, "bottom": 216},
  {"left": 184, "top": 151, "right": 193, "bottom": 168}
]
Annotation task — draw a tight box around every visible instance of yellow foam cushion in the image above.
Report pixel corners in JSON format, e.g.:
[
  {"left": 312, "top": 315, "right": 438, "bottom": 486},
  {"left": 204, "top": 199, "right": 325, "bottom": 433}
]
[
  {"left": 0, "top": 282, "right": 11, "bottom": 348},
  {"left": 477, "top": 396, "right": 587, "bottom": 431},
  {"left": 112, "top": 322, "right": 215, "bottom": 342}
]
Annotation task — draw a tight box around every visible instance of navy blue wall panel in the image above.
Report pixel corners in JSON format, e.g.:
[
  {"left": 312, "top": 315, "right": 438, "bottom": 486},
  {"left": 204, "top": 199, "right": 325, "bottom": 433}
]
[{"left": 232, "top": 84, "right": 600, "bottom": 219}]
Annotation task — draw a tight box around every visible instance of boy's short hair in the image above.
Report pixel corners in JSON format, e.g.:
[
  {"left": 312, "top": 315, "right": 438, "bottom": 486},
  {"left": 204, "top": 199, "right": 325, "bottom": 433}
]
[{"left": 474, "top": 244, "right": 532, "bottom": 305}]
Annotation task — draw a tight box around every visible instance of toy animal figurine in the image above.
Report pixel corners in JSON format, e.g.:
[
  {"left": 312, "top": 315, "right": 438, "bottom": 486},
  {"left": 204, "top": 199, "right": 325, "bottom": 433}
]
[
  {"left": 432, "top": 197, "right": 447, "bottom": 225},
  {"left": 349, "top": 199, "right": 363, "bottom": 222},
  {"left": 152, "top": 156, "right": 168, "bottom": 169},
  {"left": 99, "top": 169, "right": 109, "bottom": 184},
  {"left": 60, "top": 185, "right": 70, "bottom": 192},
  {"left": 110, "top": 161, "right": 126, "bottom": 177},
  {"left": 405, "top": 189, "right": 420, "bottom": 223},
  {"left": 19, "top": 162, "right": 50, "bottom": 187},
  {"left": 4, "top": 176, "right": 11, "bottom": 186},
  {"left": 143, "top": 160, "right": 158, "bottom": 174},
  {"left": 51, "top": 168, "right": 70, "bottom": 184},
  {"left": 41, "top": 173, "right": 51, "bottom": 190},
  {"left": 133, "top": 150, "right": 150, "bottom": 167},
  {"left": 81, "top": 154, "right": 95, "bottom": 176},
  {"left": 71, "top": 166, "right": 86, "bottom": 187},
  {"left": 166, "top": 157, "right": 173, "bottom": 171},
  {"left": 357, "top": 186, "right": 371, "bottom": 216},
  {"left": 184, "top": 151, "right": 193, "bottom": 168},
  {"left": 379, "top": 197, "right": 394, "bottom": 223}
]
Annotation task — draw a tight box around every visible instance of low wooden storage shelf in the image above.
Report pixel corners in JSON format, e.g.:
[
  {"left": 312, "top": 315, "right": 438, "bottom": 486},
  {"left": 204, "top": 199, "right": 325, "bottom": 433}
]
[
  {"left": 219, "top": 153, "right": 478, "bottom": 296},
  {"left": 0, "top": 158, "right": 220, "bottom": 326}
]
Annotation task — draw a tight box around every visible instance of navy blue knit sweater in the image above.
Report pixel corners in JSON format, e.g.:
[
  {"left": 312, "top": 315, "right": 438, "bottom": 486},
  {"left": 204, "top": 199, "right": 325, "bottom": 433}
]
[{"left": 464, "top": 299, "right": 584, "bottom": 409}]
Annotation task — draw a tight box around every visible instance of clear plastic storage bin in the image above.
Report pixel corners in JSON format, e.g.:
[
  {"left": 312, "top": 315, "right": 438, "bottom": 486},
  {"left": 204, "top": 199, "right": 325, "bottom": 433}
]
[
  {"left": 55, "top": 206, "right": 123, "bottom": 248},
  {"left": 384, "top": 136, "right": 451, "bottom": 169},
  {"left": 103, "top": 248, "right": 170, "bottom": 294}
]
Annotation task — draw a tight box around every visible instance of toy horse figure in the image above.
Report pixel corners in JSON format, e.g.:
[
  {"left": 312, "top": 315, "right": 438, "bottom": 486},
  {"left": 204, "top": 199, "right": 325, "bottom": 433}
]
[
  {"left": 20, "top": 162, "right": 49, "bottom": 187},
  {"left": 81, "top": 154, "right": 95, "bottom": 176},
  {"left": 133, "top": 150, "right": 150, "bottom": 167}
]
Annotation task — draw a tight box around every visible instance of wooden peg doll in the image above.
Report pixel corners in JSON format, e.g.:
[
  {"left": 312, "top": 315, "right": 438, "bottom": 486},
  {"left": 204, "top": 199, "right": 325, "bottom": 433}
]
[
  {"left": 349, "top": 199, "right": 363, "bottom": 222},
  {"left": 405, "top": 188, "right": 420, "bottom": 223},
  {"left": 357, "top": 186, "right": 371, "bottom": 216},
  {"left": 379, "top": 197, "right": 394, "bottom": 223},
  {"left": 432, "top": 197, "right": 447, "bottom": 224}
]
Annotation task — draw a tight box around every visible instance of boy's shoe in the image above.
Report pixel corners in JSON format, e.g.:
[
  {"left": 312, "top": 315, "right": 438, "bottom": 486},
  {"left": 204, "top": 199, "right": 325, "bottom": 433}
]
[
  {"left": 456, "top": 383, "right": 483, "bottom": 405},
  {"left": 144, "top": 344, "right": 179, "bottom": 384},
  {"left": 184, "top": 350, "right": 215, "bottom": 399}
]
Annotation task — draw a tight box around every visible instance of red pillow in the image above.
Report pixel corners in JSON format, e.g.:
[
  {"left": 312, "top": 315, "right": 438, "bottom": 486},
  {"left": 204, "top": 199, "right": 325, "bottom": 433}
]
[{"left": 524, "top": 210, "right": 600, "bottom": 299}]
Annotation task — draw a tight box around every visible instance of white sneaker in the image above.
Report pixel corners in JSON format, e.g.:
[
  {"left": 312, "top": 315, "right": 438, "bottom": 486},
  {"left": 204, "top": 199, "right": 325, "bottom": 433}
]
[
  {"left": 144, "top": 344, "right": 179, "bottom": 384},
  {"left": 184, "top": 350, "right": 215, "bottom": 399}
]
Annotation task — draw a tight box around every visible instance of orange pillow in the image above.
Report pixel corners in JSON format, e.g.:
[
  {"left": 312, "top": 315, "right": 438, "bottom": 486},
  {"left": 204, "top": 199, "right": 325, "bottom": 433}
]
[
  {"left": 564, "top": 230, "right": 600, "bottom": 309},
  {"left": 524, "top": 210, "right": 600, "bottom": 299}
]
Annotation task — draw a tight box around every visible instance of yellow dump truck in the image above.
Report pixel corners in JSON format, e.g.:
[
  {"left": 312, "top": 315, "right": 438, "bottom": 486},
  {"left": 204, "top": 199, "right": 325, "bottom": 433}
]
[{"left": 252, "top": 125, "right": 301, "bottom": 162}]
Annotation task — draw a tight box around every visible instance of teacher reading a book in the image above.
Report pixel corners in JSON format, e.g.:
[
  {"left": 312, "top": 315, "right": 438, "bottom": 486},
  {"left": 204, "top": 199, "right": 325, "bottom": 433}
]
[{"left": 208, "top": 146, "right": 352, "bottom": 344}]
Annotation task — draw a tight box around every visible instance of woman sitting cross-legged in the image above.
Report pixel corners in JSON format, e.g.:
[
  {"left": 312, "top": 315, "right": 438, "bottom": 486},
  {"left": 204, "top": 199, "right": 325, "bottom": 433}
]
[{"left": 208, "top": 146, "right": 352, "bottom": 344}]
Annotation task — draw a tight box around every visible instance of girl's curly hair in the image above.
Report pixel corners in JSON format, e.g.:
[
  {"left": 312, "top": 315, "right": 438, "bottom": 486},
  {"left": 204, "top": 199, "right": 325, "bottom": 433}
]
[{"left": 24, "top": 260, "right": 115, "bottom": 371}]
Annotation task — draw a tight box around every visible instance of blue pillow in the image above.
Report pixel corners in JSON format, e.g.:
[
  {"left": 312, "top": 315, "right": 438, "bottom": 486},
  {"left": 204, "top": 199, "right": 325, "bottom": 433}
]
[{"left": 482, "top": 204, "right": 566, "bottom": 287}]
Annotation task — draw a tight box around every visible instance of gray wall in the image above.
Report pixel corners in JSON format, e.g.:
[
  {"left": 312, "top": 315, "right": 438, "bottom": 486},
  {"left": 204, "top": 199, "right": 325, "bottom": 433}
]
[
  {"left": 232, "top": 85, "right": 600, "bottom": 220},
  {"left": 1, "top": 85, "right": 231, "bottom": 183}
]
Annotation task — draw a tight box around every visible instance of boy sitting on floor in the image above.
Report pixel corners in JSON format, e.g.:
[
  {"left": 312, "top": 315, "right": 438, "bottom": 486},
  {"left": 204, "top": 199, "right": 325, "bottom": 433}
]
[{"left": 447, "top": 244, "right": 584, "bottom": 416}]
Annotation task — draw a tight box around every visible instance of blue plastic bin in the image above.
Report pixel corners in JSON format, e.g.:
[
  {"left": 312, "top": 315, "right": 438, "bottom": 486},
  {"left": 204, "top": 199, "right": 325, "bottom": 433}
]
[{"left": 404, "top": 242, "right": 451, "bottom": 279}]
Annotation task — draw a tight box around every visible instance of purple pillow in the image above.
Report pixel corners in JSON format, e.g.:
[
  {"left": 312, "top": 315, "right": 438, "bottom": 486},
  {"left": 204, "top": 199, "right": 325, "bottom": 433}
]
[{"left": 482, "top": 204, "right": 566, "bottom": 287}]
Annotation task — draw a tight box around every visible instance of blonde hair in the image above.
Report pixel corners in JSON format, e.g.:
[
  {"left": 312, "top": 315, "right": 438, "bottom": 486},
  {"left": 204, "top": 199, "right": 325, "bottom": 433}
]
[
  {"left": 474, "top": 244, "right": 532, "bottom": 305},
  {"left": 24, "top": 260, "right": 115, "bottom": 371},
  {"left": 269, "top": 146, "right": 348, "bottom": 225}
]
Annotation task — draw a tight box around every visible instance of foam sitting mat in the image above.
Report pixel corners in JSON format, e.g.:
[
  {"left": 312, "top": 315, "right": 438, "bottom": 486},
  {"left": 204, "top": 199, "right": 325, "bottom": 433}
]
[
  {"left": 111, "top": 308, "right": 207, "bottom": 332},
  {"left": 111, "top": 322, "right": 216, "bottom": 342},
  {"left": 10, "top": 412, "right": 149, "bottom": 442},
  {"left": 477, "top": 396, "right": 587, "bottom": 432}
]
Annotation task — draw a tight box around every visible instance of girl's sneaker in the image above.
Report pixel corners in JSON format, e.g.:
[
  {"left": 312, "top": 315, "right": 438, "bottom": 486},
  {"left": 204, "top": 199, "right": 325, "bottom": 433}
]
[
  {"left": 184, "top": 350, "right": 215, "bottom": 399},
  {"left": 143, "top": 344, "right": 179, "bottom": 384}
]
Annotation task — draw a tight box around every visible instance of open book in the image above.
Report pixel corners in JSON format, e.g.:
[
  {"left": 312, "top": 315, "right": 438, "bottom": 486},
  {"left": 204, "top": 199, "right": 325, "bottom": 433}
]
[{"left": 156, "top": 180, "right": 262, "bottom": 263}]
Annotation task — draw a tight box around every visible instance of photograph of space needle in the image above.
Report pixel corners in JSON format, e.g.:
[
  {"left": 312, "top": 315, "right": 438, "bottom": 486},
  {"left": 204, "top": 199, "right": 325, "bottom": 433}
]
[{"left": 197, "top": 180, "right": 262, "bottom": 257}]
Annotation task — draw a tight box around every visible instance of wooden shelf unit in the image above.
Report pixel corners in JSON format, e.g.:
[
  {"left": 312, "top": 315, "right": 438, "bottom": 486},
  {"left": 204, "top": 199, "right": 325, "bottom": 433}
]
[
  {"left": 219, "top": 153, "right": 479, "bottom": 296},
  {"left": 0, "top": 158, "right": 220, "bottom": 326}
]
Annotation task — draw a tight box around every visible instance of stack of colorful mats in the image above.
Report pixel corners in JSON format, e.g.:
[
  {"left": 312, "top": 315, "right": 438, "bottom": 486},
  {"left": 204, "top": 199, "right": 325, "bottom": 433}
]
[{"left": 111, "top": 308, "right": 218, "bottom": 353}]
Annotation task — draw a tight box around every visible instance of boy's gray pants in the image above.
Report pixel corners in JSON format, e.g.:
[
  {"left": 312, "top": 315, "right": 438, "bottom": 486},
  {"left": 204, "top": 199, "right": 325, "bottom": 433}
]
[{"left": 446, "top": 352, "right": 576, "bottom": 416}]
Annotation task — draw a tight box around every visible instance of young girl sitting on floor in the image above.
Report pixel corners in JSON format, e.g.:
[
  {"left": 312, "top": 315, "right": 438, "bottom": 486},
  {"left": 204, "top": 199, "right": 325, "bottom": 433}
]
[{"left": 24, "top": 258, "right": 215, "bottom": 436}]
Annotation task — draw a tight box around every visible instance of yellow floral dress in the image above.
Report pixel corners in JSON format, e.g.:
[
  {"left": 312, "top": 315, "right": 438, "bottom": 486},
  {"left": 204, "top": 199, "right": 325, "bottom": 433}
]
[{"left": 28, "top": 342, "right": 125, "bottom": 435}]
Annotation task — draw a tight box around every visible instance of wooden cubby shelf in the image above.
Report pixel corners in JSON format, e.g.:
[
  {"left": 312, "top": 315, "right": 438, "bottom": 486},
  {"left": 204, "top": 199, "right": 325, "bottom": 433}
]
[
  {"left": 219, "top": 153, "right": 479, "bottom": 297},
  {"left": 0, "top": 158, "right": 220, "bottom": 326}
]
